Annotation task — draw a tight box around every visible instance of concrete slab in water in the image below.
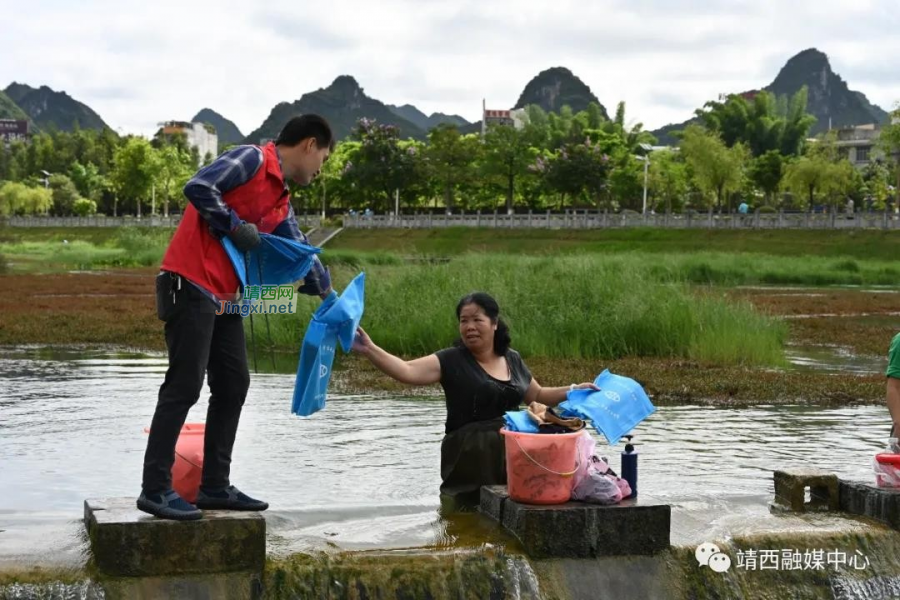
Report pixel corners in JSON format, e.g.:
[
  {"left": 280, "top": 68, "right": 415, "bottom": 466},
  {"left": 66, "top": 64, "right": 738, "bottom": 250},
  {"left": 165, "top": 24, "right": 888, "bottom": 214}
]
[
  {"left": 84, "top": 498, "right": 265, "bottom": 577},
  {"left": 840, "top": 480, "right": 900, "bottom": 529},
  {"left": 774, "top": 468, "right": 840, "bottom": 512},
  {"left": 480, "top": 486, "right": 670, "bottom": 558}
]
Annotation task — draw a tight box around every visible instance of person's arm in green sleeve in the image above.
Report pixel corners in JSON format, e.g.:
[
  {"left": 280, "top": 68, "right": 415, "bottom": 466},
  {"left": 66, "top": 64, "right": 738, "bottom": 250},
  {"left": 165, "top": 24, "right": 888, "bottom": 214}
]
[{"left": 885, "top": 334, "right": 900, "bottom": 436}]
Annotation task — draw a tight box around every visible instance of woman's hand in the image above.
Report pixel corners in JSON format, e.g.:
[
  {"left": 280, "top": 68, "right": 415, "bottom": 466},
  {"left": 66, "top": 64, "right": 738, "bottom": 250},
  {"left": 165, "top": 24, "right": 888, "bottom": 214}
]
[
  {"left": 351, "top": 326, "right": 375, "bottom": 355},
  {"left": 525, "top": 379, "right": 600, "bottom": 407},
  {"left": 571, "top": 382, "right": 600, "bottom": 392}
]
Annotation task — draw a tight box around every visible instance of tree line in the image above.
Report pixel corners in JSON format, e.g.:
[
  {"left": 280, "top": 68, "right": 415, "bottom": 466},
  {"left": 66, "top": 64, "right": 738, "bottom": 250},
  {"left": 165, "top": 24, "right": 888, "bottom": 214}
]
[{"left": 2, "top": 88, "right": 899, "bottom": 218}]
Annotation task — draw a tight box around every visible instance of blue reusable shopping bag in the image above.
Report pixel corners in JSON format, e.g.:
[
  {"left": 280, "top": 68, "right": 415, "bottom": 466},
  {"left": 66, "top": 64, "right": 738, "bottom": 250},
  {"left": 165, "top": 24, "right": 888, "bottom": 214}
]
[
  {"left": 559, "top": 370, "right": 655, "bottom": 445},
  {"left": 221, "top": 232, "right": 320, "bottom": 292},
  {"left": 503, "top": 410, "right": 541, "bottom": 434},
  {"left": 292, "top": 272, "right": 366, "bottom": 417}
]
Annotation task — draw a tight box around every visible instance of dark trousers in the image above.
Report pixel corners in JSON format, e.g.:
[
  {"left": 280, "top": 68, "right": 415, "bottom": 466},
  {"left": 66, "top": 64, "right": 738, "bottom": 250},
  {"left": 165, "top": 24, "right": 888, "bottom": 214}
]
[{"left": 142, "top": 274, "right": 250, "bottom": 493}]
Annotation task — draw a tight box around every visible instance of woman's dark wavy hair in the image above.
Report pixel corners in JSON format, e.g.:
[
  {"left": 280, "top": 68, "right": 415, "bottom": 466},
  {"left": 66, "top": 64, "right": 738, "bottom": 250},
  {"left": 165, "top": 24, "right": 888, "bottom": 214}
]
[{"left": 454, "top": 292, "right": 511, "bottom": 355}]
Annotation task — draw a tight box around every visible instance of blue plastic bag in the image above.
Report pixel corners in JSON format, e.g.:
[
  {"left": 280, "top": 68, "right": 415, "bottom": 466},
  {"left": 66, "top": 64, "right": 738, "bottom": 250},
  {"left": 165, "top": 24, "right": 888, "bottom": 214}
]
[
  {"left": 559, "top": 370, "right": 655, "bottom": 445},
  {"left": 292, "top": 272, "right": 366, "bottom": 417},
  {"left": 504, "top": 410, "right": 540, "bottom": 434},
  {"left": 221, "top": 232, "right": 320, "bottom": 291}
]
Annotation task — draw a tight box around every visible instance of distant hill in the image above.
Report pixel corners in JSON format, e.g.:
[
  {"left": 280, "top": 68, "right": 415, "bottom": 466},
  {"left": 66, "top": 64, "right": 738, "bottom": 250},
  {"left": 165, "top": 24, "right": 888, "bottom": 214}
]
[
  {"left": 244, "top": 76, "right": 426, "bottom": 143},
  {"left": 513, "top": 67, "right": 608, "bottom": 118},
  {"left": 0, "top": 90, "right": 29, "bottom": 121},
  {"left": 651, "top": 48, "right": 890, "bottom": 145},
  {"left": 427, "top": 112, "right": 470, "bottom": 129},
  {"left": 387, "top": 104, "right": 470, "bottom": 131},
  {"left": 4, "top": 82, "right": 110, "bottom": 131},
  {"left": 191, "top": 108, "right": 244, "bottom": 146},
  {"left": 766, "top": 48, "right": 888, "bottom": 133}
]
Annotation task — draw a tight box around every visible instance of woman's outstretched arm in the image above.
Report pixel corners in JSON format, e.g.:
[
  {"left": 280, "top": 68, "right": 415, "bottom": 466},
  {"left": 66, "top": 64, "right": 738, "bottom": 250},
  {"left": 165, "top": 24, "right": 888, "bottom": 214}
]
[{"left": 352, "top": 326, "right": 441, "bottom": 386}]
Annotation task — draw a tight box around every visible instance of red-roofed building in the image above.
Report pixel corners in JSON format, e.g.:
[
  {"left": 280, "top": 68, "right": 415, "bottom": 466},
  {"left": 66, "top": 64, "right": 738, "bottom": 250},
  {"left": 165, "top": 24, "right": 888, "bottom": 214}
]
[{"left": 481, "top": 101, "right": 526, "bottom": 136}]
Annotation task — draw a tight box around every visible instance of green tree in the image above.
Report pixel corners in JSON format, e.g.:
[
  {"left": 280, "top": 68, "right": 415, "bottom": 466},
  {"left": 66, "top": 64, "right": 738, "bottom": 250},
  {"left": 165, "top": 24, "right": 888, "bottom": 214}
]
[
  {"left": 290, "top": 141, "right": 355, "bottom": 216},
  {"left": 585, "top": 102, "right": 606, "bottom": 129},
  {"left": 316, "top": 141, "right": 352, "bottom": 214},
  {"left": 523, "top": 105, "right": 551, "bottom": 149},
  {"left": 544, "top": 139, "right": 613, "bottom": 208},
  {"left": 0, "top": 182, "right": 27, "bottom": 216},
  {"left": 112, "top": 137, "right": 160, "bottom": 217},
  {"left": 0, "top": 181, "right": 53, "bottom": 216},
  {"left": 784, "top": 156, "right": 828, "bottom": 210},
  {"left": 547, "top": 106, "right": 576, "bottom": 149},
  {"left": 878, "top": 106, "right": 900, "bottom": 201},
  {"left": 91, "top": 128, "right": 122, "bottom": 175},
  {"left": 48, "top": 173, "right": 82, "bottom": 216},
  {"left": 0, "top": 145, "right": 10, "bottom": 181},
  {"left": 2, "top": 141, "right": 29, "bottom": 181},
  {"left": 861, "top": 160, "right": 892, "bottom": 210},
  {"left": 783, "top": 155, "right": 857, "bottom": 212},
  {"left": 425, "top": 124, "right": 480, "bottom": 210},
  {"left": 680, "top": 125, "right": 747, "bottom": 212},
  {"left": 482, "top": 124, "right": 535, "bottom": 213},
  {"left": 320, "top": 140, "right": 357, "bottom": 211},
  {"left": 826, "top": 160, "right": 862, "bottom": 211},
  {"left": 27, "top": 132, "right": 57, "bottom": 174},
  {"left": 648, "top": 149, "right": 689, "bottom": 213},
  {"left": 155, "top": 145, "right": 193, "bottom": 216},
  {"left": 696, "top": 88, "right": 816, "bottom": 157},
  {"left": 68, "top": 161, "right": 105, "bottom": 201},
  {"left": 593, "top": 101, "right": 656, "bottom": 154},
  {"left": 749, "top": 150, "right": 786, "bottom": 207},
  {"left": 342, "top": 119, "right": 424, "bottom": 212},
  {"left": 72, "top": 197, "right": 98, "bottom": 216}
]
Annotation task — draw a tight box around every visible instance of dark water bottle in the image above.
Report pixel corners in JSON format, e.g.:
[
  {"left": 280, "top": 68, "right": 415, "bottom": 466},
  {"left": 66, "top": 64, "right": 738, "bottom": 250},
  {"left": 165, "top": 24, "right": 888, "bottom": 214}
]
[{"left": 621, "top": 434, "right": 637, "bottom": 499}]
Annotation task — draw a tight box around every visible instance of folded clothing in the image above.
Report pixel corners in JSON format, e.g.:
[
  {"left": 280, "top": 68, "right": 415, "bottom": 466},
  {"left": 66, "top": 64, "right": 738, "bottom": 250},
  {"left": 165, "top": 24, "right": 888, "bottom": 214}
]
[{"left": 527, "top": 402, "right": 585, "bottom": 431}]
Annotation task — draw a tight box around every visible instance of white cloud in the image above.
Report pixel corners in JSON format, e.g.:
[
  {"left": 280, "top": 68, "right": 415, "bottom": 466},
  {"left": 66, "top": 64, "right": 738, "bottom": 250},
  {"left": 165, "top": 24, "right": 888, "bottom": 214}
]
[{"left": 0, "top": 0, "right": 896, "bottom": 136}]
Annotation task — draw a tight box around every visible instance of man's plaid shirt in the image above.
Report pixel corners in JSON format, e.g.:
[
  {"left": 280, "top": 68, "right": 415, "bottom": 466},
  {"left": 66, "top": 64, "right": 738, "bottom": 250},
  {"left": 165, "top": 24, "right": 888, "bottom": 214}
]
[{"left": 182, "top": 144, "right": 329, "bottom": 298}]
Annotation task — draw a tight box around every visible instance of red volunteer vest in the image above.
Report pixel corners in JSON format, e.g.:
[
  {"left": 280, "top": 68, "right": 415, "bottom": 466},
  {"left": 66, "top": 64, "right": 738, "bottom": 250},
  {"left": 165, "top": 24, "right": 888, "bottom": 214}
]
[{"left": 161, "top": 143, "right": 291, "bottom": 299}]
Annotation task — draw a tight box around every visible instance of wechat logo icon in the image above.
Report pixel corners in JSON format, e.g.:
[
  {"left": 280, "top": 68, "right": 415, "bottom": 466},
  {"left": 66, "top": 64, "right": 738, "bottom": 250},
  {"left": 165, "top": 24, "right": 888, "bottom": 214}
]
[{"left": 696, "top": 542, "right": 731, "bottom": 573}]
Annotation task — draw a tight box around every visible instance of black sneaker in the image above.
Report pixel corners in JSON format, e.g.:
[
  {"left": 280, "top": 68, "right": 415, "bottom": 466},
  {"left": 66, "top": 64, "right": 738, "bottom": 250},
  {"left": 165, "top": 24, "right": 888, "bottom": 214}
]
[
  {"left": 194, "top": 485, "right": 268, "bottom": 511},
  {"left": 136, "top": 489, "right": 202, "bottom": 521}
]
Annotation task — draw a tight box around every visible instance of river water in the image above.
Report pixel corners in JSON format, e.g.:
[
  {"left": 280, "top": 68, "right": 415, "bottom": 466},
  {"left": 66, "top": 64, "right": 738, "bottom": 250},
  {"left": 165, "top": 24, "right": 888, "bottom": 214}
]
[{"left": 0, "top": 346, "right": 891, "bottom": 569}]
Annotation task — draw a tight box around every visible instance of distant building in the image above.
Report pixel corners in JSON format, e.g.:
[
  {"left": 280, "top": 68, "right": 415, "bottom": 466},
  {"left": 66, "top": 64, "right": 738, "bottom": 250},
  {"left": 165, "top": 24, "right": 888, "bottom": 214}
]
[
  {"left": 834, "top": 123, "right": 884, "bottom": 168},
  {"left": 0, "top": 119, "right": 29, "bottom": 145},
  {"left": 481, "top": 100, "right": 526, "bottom": 136},
  {"left": 159, "top": 121, "right": 218, "bottom": 164}
]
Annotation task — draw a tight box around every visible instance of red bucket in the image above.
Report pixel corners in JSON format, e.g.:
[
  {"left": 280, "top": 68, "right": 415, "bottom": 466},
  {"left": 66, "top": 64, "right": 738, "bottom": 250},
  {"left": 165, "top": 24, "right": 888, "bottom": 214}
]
[
  {"left": 500, "top": 427, "right": 582, "bottom": 505},
  {"left": 144, "top": 423, "right": 205, "bottom": 502}
]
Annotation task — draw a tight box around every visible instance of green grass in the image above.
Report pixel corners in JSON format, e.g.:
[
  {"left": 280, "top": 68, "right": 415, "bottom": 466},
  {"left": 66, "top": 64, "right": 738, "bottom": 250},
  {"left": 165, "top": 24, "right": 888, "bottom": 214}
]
[
  {"left": 0, "top": 225, "right": 306, "bottom": 272},
  {"left": 258, "top": 254, "right": 787, "bottom": 366},
  {"left": 312, "top": 250, "right": 900, "bottom": 289},
  {"left": 2, "top": 226, "right": 893, "bottom": 366},
  {"left": 329, "top": 228, "right": 900, "bottom": 261},
  {"left": 642, "top": 252, "right": 900, "bottom": 287},
  {"left": 0, "top": 227, "right": 174, "bottom": 270},
  {"left": 0, "top": 226, "right": 162, "bottom": 246}
]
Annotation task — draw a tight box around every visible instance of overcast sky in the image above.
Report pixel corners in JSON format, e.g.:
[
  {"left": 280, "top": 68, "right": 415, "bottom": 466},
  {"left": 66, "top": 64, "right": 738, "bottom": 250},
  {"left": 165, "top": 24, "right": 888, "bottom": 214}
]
[{"left": 2, "top": 0, "right": 897, "bottom": 137}]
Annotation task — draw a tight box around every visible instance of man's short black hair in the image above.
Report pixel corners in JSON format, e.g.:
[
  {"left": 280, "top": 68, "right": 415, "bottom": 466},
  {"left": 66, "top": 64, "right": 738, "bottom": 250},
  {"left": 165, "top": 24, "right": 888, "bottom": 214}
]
[{"left": 275, "top": 115, "right": 335, "bottom": 151}]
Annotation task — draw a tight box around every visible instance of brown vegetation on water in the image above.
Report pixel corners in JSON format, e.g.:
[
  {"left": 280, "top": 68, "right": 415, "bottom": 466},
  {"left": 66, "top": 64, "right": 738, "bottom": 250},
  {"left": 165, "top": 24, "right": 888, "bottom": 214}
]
[
  {"left": 0, "top": 271, "right": 893, "bottom": 404},
  {"left": 0, "top": 269, "right": 164, "bottom": 351}
]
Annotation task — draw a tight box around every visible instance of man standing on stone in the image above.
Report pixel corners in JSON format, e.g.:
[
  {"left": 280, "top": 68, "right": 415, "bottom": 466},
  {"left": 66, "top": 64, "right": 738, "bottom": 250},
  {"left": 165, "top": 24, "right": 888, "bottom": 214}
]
[{"left": 139, "top": 115, "right": 335, "bottom": 520}]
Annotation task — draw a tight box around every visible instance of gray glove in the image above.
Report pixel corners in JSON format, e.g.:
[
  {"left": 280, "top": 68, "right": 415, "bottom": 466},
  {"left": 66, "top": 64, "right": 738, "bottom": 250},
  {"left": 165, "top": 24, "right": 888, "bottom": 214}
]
[{"left": 228, "top": 222, "right": 260, "bottom": 252}]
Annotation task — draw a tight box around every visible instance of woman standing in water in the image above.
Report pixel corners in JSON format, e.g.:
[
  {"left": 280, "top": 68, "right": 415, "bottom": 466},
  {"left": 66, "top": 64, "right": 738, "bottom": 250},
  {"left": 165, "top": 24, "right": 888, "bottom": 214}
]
[{"left": 352, "top": 292, "right": 597, "bottom": 504}]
